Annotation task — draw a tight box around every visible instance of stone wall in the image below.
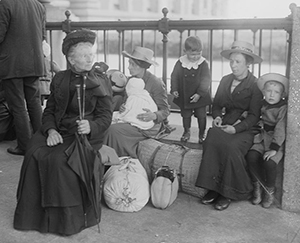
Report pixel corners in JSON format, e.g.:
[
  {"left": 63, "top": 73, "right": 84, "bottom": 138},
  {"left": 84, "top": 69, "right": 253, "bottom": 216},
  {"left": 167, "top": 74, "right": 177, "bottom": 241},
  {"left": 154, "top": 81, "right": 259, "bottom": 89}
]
[{"left": 282, "top": 4, "right": 300, "bottom": 213}]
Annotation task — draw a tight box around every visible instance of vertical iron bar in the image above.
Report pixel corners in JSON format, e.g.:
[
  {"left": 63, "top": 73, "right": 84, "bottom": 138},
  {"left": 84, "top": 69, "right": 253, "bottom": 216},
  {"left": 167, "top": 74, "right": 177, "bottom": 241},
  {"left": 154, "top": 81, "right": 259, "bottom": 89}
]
[
  {"left": 269, "top": 30, "right": 273, "bottom": 72},
  {"left": 258, "top": 29, "right": 262, "bottom": 76},
  {"left": 122, "top": 31, "right": 125, "bottom": 73},
  {"left": 141, "top": 30, "right": 144, "bottom": 46},
  {"left": 103, "top": 30, "right": 107, "bottom": 63},
  {"left": 179, "top": 31, "right": 183, "bottom": 57},
  {"left": 209, "top": 30, "right": 213, "bottom": 114},
  {"left": 118, "top": 30, "right": 122, "bottom": 70}
]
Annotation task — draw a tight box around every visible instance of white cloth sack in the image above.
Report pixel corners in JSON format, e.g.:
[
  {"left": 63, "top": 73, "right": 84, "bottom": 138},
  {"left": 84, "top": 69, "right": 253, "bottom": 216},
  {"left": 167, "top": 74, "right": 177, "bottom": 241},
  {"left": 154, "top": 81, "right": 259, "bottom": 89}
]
[{"left": 103, "top": 157, "right": 150, "bottom": 212}]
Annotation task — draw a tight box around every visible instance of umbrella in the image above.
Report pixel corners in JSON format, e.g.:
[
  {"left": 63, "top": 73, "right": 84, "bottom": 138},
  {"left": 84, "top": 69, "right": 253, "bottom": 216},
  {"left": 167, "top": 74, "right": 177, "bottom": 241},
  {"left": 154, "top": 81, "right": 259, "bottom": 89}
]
[{"left": 66, "top": 74, "right": 103, "bottom": 233}]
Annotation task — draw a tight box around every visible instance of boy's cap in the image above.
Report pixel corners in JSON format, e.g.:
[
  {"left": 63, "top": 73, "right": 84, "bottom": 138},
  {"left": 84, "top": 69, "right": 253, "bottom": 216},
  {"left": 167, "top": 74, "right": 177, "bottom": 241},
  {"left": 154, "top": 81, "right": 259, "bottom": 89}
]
[{"left": 257, "top": 73, "right": 289, "bottom": 97}]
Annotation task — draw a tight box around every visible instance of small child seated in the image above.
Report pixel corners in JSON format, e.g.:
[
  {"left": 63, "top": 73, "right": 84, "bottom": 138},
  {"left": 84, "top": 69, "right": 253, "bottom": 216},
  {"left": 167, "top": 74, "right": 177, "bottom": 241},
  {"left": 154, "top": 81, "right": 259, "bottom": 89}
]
[
  {"left": 246, "top": 73, "right": 288, "bottom": 208},
  {"left": 112, "top": 77, "right": 158, "bottom": 130}
]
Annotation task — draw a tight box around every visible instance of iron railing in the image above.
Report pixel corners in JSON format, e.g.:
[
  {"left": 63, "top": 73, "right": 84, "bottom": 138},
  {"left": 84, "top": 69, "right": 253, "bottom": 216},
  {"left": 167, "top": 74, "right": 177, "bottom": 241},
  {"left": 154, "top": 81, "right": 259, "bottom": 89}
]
[{"left": 45, "top": 8, "right": 293, "bottom": 109}]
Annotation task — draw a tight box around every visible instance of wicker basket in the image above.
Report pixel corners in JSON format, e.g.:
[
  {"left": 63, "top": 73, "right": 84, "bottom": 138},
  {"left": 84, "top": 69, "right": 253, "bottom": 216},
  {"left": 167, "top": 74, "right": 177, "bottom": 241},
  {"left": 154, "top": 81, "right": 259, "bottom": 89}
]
[{"left": 137, "top": 139, "right": 206, "bottom": 198}]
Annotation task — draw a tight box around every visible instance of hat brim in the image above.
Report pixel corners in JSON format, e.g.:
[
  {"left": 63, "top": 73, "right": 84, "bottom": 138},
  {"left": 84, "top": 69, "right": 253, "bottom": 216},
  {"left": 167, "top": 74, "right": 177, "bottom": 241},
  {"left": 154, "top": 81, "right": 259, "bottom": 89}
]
[
  {"left": 220, "top": 49, "right": 263, "bottom": 64},
  {"left": 122, "top": 51, "right": 159, "bottom": 66},
  {"left": 257, "top": 73, "right": 289, "bottom": 97}
]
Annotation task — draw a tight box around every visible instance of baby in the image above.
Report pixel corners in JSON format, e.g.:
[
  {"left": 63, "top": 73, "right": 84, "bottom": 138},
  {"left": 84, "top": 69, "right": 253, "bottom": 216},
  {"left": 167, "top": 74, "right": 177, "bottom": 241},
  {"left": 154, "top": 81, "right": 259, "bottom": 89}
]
[{"left": 112, "top": 77, "right": 158, "bottom": 130}]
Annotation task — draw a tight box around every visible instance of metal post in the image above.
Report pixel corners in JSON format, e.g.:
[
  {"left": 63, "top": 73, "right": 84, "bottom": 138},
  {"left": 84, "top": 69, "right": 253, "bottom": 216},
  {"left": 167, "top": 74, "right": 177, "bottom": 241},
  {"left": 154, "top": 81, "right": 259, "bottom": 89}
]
[{"left": 158, "top": 8, "right": 170, "bottom": 85}]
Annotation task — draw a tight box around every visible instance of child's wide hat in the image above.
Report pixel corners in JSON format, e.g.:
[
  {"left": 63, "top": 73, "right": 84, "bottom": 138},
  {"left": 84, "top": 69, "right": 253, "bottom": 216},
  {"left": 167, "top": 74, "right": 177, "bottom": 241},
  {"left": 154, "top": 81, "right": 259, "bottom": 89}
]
[
  {"left": 220, "top": 40, "right": 263, "bottom": 64},
  {"left": 122, "top": 46, "right": 159, "bottom": 66},
  {"left": 257, "top": 73, "right": 289, "bottom": 97}
]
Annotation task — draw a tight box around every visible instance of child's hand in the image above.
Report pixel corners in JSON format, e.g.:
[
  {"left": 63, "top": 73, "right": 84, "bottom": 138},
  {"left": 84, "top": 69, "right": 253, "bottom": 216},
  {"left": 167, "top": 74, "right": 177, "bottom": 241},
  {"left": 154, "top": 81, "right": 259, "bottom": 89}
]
[
  {"left": 173, "top": 91, "right": 179, "bottom": 98},
  {"left": 190, "top": 93, "right": 200, "bottom": 103},
  {"left": 264, "top": 150, "right": 276, "bottom": 161},
  {"left": 119, "top": 103, "right": 126, "bottom": 113}
]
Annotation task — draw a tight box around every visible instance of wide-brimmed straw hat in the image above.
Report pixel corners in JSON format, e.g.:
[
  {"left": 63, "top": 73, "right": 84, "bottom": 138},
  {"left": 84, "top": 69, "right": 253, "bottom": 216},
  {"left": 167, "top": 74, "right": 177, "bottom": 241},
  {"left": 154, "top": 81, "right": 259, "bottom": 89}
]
[
  {"left": 62, "top": 29, "right": 96, "bottom": 56},
  {"left": 122, "top": 46, "right": 159, "bottom": 66},
  {"left": 220, "top": 40, "right": 263, "bottom": 64},
  {"left": 257, "top": 73, "right": 289, "bottom": 97}
]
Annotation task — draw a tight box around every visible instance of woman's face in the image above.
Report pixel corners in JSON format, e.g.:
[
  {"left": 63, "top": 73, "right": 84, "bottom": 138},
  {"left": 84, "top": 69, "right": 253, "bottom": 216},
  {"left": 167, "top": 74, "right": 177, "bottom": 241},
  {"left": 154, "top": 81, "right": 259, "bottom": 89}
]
[
  {"left": 128, "top": 58, "right": 145, "bottom": 78},
  {"left": 68, "top": 42, "right": 94, "bottom": 72},
  {"left": 229, "top": 53, "right": 249, "bottom": 80}
]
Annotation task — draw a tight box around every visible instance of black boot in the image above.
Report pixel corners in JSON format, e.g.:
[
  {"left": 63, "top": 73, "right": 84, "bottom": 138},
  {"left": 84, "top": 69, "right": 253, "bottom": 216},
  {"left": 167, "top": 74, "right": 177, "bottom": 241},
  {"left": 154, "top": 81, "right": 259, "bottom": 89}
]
[
  {"left": 252, "top": 181, "right": 262, "bottom": 205},
  {"left": 262, "top": 187, "right": 275, "bottom": 208},
  {"left": 181, "top": 118, "right": 191, "bottom": 142},
  {"left": 181, "top": 129, "right": 190, "bottom": 142}
]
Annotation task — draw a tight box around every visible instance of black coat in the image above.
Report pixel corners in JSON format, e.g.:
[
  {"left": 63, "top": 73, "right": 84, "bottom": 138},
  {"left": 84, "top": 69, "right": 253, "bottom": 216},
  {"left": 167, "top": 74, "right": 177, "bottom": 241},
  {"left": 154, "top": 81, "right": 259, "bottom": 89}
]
[
  {"left": 0, "top": 0, "right": 46, "bottom": 79},
  {"left": 171, "top": 59, "right": 212, "bottom": 109}
]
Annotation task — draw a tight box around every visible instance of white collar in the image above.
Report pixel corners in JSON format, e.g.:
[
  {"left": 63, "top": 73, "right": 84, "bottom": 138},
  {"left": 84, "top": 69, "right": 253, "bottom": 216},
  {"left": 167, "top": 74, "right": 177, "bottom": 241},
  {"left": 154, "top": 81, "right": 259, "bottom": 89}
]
[{"left": 179, "top": 55, "right": 206, "bottom": 70}]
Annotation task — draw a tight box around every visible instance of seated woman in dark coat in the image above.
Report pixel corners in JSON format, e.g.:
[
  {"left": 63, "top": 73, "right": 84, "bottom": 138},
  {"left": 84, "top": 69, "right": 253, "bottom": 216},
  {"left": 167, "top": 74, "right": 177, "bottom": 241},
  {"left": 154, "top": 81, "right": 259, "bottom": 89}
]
[
  {"left": 195, "top": 40, "right": 263, "bottom": 211},
  {"left": 13, "top": 29, "right": 113, "bottom": 235}
]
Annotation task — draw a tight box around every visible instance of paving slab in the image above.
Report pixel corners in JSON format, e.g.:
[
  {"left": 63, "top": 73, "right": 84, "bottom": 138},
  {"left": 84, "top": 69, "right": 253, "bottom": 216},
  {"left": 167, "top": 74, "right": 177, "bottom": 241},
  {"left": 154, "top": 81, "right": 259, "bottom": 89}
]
[{"left": 1, "top": 114, "right": 300, "bottom": 243}]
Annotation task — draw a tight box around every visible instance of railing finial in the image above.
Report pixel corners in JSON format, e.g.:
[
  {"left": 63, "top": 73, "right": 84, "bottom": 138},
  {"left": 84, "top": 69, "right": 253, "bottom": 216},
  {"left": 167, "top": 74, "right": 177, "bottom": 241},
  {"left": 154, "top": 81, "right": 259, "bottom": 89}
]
[
  {"left": 65, "top": 10, "right": 71, "bottom": 19},
  {"left": 62, "top": 10, "right": 72, "bottom": 34},
  {"left": 162, "top": 7, "right": 169, "bottom": 18}
]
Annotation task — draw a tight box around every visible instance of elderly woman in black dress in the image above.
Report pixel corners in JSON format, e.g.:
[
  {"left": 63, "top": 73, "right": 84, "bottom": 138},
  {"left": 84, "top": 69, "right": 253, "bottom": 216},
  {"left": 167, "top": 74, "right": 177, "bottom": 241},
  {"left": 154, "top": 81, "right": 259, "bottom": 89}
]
[
  {"left": 13, "top": 29, "right": 113, "bottom": 235},
  {"left": 195, "top": 40, "right": 263, "bottom": 210}
]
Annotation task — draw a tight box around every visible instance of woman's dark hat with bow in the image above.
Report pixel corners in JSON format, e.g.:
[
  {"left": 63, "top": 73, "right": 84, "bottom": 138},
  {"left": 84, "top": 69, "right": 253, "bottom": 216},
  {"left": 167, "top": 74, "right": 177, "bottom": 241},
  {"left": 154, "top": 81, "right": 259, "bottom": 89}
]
[
  {"left": 62, "top": 29, "right": 96, "bottom": 56},
  {"left": 220, "top": 40, "right": 263, "bottom": 64}
]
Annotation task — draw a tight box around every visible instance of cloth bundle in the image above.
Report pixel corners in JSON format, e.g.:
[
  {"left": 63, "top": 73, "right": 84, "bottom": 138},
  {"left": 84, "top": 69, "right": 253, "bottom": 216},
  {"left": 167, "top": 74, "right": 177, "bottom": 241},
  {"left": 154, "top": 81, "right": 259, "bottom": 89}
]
[{"left": 103, "top": 157, "right": 150, "bottom": 212}]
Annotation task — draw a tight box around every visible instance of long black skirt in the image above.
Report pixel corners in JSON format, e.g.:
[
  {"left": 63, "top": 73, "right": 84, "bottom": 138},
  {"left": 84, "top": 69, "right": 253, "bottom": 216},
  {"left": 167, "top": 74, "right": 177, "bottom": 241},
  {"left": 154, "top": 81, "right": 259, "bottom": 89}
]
[
  {"left": 13, "top": 131, "right": 100, "bottom": 236},
  {"left": 195, "top": 127, "right": 254, "bottom": 200}
]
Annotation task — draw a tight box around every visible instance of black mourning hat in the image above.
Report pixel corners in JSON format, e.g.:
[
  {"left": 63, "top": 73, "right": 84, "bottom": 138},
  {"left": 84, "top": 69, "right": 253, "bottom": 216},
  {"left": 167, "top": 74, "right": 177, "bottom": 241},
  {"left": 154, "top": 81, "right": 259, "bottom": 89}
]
[{"left": 62, "top": 29, "right": 96, "bottom": 56}]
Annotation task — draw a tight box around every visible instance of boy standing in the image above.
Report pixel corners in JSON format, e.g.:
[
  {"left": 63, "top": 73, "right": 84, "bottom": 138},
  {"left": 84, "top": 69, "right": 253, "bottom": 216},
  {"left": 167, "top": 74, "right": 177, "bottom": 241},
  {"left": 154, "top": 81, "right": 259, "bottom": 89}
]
[{"left": 170, "top": 36, "right": 212, "bottom": 143}]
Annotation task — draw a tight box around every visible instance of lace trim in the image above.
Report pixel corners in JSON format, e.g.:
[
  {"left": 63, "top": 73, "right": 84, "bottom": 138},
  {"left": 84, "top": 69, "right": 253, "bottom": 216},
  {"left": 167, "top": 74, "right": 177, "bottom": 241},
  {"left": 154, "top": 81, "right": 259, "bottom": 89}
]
[{"left": 179, "top": 55, "right": 206, "bottom": 70}]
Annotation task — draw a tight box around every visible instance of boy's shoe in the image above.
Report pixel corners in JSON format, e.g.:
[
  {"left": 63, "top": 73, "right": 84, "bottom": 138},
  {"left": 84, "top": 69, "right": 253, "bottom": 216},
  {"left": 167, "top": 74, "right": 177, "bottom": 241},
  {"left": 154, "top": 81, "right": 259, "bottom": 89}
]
[
  {"left": 180, "top": 130, "right": 190, "bottom": 142},
  {"left": 262, "top": 187, "right": 275, "bottom": 208},
  {"left": 252, "top": 181, "right": 262, "bottom": 205},
  {"left": 198, "top": 132, "right": 206, "bottom": 144}
]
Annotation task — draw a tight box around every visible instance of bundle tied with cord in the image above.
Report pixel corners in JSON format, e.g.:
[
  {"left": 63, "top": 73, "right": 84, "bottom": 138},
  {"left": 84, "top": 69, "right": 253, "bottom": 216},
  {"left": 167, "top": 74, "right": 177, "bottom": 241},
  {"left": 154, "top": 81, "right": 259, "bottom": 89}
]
[{"left": 103, "top": 157, "right": 150, "bottom": 212}]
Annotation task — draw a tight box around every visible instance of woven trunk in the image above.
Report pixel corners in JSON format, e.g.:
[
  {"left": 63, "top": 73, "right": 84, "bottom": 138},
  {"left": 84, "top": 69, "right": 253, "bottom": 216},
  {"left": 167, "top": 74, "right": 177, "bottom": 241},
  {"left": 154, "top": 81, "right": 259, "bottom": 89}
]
[{"left": 137, "top": 139, "right": 206, "bottom": 198}]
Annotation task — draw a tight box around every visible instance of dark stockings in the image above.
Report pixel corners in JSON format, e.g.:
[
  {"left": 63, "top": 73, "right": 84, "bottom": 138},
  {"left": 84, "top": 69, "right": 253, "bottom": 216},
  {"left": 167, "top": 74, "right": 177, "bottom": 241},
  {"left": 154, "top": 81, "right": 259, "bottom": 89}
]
[
  {"left": 182, "top": 117, "right": 191, "bottom": 132},
  {"left": 246, "top": 150, "right": 277, "bottom": 188}
]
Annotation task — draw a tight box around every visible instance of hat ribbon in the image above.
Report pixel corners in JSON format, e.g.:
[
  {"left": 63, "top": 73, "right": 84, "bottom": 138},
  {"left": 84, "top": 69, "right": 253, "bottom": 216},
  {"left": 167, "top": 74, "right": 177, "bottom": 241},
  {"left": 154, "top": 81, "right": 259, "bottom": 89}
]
[{"left": 231, "top": 46, "right": 253, "bottom": 53}]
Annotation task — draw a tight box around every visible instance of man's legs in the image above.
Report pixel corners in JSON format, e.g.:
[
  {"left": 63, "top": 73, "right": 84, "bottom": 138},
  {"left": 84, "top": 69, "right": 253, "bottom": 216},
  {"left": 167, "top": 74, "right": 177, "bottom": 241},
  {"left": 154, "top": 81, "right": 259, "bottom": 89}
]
[
  {"left": 24, "top": 77, "right": 42, "bottom": 133},
  {"left": 2, "top": 77, "right": 41, "bottom": 153}
]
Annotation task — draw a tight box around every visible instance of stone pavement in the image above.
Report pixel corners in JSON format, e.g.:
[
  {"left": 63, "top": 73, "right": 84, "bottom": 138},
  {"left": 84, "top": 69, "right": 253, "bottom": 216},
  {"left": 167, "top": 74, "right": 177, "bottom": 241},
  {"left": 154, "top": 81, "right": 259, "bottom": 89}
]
[{"left": 1, "top": 113, "right": 300, "bottom": 243}]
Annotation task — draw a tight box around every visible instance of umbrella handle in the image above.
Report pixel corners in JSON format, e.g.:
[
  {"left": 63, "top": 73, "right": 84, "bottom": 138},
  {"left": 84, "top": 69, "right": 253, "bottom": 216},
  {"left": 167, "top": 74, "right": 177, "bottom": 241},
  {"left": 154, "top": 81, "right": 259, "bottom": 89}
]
[
  {"left": 76, "top": 84, "right": 83, "bottom": 120},
  {"left": 82, "top": 75, "right": 87, "bottom": 119}
]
